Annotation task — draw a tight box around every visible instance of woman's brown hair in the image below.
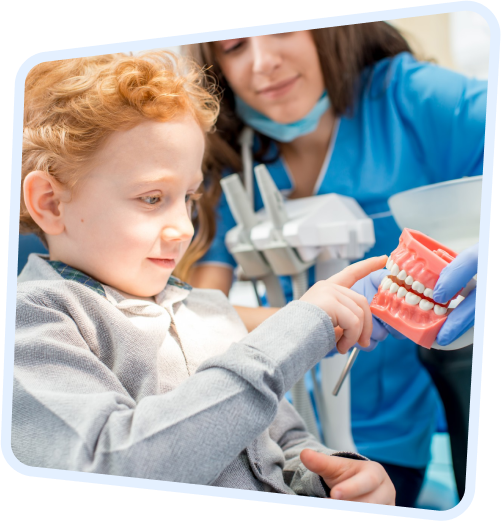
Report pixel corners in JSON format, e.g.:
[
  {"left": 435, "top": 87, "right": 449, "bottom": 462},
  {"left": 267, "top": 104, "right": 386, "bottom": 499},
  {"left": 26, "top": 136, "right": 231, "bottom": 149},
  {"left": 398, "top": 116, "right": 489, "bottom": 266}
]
[{"left": 185, "top": 22, "right": 412, "bottom": 274}]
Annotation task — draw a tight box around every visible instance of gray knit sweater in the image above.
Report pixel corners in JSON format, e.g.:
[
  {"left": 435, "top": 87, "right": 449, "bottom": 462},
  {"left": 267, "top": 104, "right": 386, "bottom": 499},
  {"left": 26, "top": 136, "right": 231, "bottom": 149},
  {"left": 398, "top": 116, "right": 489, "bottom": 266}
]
[{"left": 13, "top": 254, "right": 364, "bottom": 496}]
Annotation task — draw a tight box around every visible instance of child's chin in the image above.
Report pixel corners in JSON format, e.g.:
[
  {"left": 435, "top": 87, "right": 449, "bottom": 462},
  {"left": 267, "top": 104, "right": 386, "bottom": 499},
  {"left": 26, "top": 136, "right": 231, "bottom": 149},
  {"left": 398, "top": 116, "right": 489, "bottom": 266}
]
[
  {"left": 149, "top": 275, "right": 173, "bottom": 295},
  {"left": 120, "top": 276, "right": 171, "bottom": 299}
]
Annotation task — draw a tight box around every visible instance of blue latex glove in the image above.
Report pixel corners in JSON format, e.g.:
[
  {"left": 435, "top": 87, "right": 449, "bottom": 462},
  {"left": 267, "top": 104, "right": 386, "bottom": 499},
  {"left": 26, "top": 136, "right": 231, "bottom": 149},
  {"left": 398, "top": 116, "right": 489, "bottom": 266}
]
[
  {"left": 433, "top": 243, "right": 478, "bottom": 346},
  {"left": 326, "top": 268, "right": 404, "bottom": 356}
]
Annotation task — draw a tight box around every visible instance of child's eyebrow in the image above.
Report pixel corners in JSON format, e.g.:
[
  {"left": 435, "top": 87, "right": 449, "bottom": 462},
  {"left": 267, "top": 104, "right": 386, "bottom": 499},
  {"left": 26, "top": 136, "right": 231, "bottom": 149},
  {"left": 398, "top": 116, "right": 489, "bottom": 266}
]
[{"left": 131, "top": 174, "right": 204, "bottom": 191}]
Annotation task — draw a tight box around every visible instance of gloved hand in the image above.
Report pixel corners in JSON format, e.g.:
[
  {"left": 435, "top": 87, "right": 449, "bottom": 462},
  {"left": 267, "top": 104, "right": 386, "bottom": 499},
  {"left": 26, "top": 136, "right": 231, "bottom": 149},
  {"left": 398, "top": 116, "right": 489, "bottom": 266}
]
[
  {"left": 433, "top": 243, "right": 478, "bottom": 346},
  {"left": 325, "top": 268, "right": 404, "bottom": 355}
]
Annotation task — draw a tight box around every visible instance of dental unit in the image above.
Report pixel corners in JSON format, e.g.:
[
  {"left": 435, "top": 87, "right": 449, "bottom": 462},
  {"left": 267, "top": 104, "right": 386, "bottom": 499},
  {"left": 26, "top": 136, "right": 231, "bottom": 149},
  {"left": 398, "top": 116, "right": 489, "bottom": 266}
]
[{"left": 222, "top": 163, "right": 375, "bottom": 449}]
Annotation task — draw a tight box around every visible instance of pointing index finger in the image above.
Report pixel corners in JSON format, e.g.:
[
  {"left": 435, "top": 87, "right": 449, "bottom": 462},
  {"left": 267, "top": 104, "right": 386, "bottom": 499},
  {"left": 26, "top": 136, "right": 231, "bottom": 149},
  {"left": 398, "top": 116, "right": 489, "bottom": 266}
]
[{"left": 328, "top": 256, "right": 388, "bottom": 288}]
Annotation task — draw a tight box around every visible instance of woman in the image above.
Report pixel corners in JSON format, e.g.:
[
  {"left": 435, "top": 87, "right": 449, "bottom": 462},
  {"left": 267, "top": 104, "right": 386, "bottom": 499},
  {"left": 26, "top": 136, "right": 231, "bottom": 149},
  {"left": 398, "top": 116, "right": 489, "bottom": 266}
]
[{"left": 181, "top": 23, "right": 486, "bottom": 506}]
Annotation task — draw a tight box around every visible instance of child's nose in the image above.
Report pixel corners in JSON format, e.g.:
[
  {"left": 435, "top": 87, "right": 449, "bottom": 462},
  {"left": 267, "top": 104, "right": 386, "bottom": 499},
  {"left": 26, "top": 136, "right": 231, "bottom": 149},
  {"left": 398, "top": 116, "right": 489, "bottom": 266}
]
[
  {"left": 160, "top": 207, "right": 194, "bottom": 243},
  {"left": 250, "top": 36, "right": 281, "bottom": 76}
]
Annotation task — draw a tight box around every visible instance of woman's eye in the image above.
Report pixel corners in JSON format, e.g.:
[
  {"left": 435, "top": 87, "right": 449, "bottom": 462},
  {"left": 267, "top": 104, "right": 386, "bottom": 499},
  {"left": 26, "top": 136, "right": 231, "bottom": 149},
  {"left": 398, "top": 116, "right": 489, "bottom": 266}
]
[
  {"left": 141, "top": 195, "right": 161, "bottom": 205},
  {"left": 222, "top": 41, "right": 244, "bottom": 54}
]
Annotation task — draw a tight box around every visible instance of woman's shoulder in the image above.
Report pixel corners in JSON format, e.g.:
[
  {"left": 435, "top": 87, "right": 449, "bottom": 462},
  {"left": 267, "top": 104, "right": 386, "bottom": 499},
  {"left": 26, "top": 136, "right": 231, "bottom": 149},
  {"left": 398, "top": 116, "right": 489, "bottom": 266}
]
[
  {"left": 364, "top": 52, "right": 432, "bottom": 94},
  {"left": 365, "top": 51, "right": 485, "bottom": 98}
]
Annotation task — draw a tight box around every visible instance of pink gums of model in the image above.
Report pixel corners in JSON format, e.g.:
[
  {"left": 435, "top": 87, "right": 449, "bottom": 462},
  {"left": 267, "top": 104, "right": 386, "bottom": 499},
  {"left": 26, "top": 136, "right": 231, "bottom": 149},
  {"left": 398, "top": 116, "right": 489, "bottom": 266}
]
[{"left": 370, "top": 228, "right": 460, "bottom": 349}]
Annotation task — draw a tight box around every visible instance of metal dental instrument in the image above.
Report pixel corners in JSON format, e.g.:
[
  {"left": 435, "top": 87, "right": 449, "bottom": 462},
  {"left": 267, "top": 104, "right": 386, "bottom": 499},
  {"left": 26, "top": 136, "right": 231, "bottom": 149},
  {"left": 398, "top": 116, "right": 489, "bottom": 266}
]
[{"left": 332, "top": 347, "right": 360, "bottom": 396}]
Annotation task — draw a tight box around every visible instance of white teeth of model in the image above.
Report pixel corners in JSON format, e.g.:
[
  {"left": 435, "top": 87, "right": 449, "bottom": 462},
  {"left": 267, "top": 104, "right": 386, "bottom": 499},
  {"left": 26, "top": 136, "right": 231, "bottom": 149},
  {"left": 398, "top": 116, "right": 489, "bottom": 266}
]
[
  {"left": 405, "top": 275, "right": 414, "bottom": 285},
  {"left": 434, "top": 304, "right": 447, "bottom": 315},
  {"left": 448, "top": 296, "right": 465, "bottom": 309},
  {"left": 412, "top": 281, "right": 425, "bottom": 294},
  {"left": 389, "top": 282, "right": 399, "bottom": 294},
  {"left": 380, "top": 276, "right": 389, "bottom": 288},
  {"left": 397, "top": 287, "right": 408, "bottom": 298},
  {"left": 397, "top": 270, "right": 407, "bottom": 281},
  {"left": 405, "top": 292, "right": 421, "bottom": 306},
  {"left": 419, "top": 299, "right": 434, "bottom": 311},
  {"left": 386, "top": 257, "right": 394, "bottom": 270},
  {"left": 390, "top": 264, "right": 400, "bottom": 277},
  {"left": 383, "top": 278, "right": 393, "bottom": 291},
  {"left": 424, "top": 288, "right": 434, "bottom": 299}
]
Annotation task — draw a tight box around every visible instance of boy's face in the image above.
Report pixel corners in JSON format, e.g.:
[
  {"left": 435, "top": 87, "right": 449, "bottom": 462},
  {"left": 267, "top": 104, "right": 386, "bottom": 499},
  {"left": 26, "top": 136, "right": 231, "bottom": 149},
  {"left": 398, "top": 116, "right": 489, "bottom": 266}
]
[{"left": 50, "top": 116, "right": 204, "bottom": 298}]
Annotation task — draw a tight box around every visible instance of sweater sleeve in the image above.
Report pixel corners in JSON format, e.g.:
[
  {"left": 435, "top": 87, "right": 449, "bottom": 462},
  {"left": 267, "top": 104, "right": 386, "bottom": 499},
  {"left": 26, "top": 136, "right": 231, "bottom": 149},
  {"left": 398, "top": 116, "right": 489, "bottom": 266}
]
[
  {"left": 268, "top": 399, "right": 368, "bottom": 497},
  {"left": 13, "top": 291, "right": 335, "bottom": 486}
]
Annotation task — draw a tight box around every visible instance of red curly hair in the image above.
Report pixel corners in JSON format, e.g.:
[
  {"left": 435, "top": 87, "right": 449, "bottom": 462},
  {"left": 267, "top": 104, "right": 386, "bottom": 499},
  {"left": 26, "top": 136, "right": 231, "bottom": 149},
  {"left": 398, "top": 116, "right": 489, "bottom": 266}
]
[{"left": 21, "top": 51, "right": 220, "bottom": 279}]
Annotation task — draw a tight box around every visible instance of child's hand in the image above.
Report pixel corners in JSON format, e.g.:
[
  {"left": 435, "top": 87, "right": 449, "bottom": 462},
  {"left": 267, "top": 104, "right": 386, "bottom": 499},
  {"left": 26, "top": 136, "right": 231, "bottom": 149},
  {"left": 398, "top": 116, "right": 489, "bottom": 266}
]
[
  {"left": 299, "top": 256, "right": 387, "bottom": 354},
  {"left": 350, "top": 268, "right": 406, "bottom": 352},
  {"left": 300, "top": 449, "right": 395, "bottom": 505}
]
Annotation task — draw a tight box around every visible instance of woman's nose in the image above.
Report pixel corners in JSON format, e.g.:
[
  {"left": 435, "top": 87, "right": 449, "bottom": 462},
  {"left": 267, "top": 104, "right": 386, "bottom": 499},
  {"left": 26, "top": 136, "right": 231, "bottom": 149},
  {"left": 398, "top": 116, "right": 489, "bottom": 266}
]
[
  {"left": 160, "top": 205, "right": 194, "bottom": 243},
  {"left": 250, "top": 36, "right": 281, "bottom": 75}
]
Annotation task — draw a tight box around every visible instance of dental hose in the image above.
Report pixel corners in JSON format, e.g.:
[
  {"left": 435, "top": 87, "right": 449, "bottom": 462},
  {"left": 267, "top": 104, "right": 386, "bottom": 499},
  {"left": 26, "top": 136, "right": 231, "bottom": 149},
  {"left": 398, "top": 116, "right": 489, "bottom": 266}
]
[{"left": 291, "top": 270, "right": 321, "bottom": 441}]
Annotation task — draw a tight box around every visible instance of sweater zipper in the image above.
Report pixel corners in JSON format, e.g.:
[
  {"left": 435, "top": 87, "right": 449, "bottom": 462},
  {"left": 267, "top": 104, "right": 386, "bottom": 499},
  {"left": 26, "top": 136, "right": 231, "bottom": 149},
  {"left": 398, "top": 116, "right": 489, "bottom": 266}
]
[{"left": 165, "top": 308, "right": 191, "bottom": 377}]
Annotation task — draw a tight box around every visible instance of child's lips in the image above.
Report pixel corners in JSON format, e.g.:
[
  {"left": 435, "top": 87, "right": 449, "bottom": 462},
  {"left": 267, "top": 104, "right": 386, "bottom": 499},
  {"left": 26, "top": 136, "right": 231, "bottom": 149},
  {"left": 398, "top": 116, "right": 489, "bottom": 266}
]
[{"left": 147, "top": 257, "right": 176, "bottom": 269}]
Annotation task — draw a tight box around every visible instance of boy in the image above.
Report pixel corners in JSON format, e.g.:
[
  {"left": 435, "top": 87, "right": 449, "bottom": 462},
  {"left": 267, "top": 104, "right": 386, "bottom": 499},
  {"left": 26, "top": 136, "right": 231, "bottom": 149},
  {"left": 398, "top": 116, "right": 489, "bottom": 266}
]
[{"left": 14, "top": 51, "right": 394, "bottom": 503}]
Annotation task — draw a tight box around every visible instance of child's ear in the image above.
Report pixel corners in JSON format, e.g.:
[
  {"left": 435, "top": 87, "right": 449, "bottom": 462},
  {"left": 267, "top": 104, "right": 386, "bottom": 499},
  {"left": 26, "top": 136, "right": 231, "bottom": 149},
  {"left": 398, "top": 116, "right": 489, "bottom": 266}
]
[{"left": 23, "top": 171, "right": 66, "bottom": 235}]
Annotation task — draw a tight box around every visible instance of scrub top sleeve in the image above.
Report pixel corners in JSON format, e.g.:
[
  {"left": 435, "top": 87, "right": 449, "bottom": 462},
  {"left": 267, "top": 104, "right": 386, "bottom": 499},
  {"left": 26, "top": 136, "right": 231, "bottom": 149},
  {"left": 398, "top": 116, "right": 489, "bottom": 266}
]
[
  {"left": 389, "top": 53, "right": 487, "bottom": 183},
  {"left": 197, "top": 190, "right": 238, "bottom": 269}
]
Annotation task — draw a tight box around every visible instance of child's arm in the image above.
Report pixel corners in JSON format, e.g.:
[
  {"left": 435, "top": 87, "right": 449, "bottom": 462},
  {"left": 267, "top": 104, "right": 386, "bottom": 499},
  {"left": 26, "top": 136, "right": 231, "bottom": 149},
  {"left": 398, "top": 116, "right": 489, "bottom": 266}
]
[
  {"left": 13, "top": 257, "right": 384, "bottom": 487},
  {"left": 269, "top": 399, "right": 394, "bottom": 503},
  {"left": 13, "top": 291, "right": 335, "bottom": 484}
]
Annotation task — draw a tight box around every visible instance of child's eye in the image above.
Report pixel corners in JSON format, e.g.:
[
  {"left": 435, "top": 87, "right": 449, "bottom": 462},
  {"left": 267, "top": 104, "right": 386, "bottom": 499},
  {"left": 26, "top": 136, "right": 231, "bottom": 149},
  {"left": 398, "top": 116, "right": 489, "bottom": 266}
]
[{"left": 141, "top": 195, "right": 161, "bottom": 205}]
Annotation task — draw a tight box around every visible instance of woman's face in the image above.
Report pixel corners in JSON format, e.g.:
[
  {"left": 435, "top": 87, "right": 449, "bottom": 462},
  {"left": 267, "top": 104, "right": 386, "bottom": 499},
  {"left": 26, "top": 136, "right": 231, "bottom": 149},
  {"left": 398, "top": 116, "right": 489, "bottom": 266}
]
[{"left": 214, "top": 31, "right": 325, "bottom": 124}]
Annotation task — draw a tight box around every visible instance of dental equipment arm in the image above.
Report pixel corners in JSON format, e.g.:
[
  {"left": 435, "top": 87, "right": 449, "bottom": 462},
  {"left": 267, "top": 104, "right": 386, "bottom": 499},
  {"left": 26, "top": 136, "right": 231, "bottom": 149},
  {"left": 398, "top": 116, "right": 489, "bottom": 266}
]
[
  {"left": 220, "top": 174, "right": 285, "bottom": 307},
  {"left": 254, "top": 164, "right": 319, "bottom": 439},
  {"left": 433, "top": 243, "right": 478, "bottom": 346}
]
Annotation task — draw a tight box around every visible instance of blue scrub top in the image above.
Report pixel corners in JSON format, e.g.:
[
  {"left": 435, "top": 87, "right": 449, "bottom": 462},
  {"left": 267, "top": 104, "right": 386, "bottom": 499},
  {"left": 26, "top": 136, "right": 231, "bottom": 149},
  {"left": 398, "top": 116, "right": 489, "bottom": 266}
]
[{"left": 200, "top": 52, "right": 487, "bottom": 467}]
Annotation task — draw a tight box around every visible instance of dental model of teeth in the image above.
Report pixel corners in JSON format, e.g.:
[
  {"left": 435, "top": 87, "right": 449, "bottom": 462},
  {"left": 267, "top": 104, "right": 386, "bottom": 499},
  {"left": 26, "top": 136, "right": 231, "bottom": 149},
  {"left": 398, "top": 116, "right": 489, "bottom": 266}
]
[{"left": 370, "top": 228, "right": 464, "bottom": 349}]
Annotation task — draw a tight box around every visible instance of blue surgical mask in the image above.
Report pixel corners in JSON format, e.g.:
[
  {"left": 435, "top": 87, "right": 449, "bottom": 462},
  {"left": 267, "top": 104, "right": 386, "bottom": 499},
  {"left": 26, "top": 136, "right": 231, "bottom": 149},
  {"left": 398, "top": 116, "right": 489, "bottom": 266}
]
[{"left": 235, "top": 91, "right": 331, "bottom": 143}]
